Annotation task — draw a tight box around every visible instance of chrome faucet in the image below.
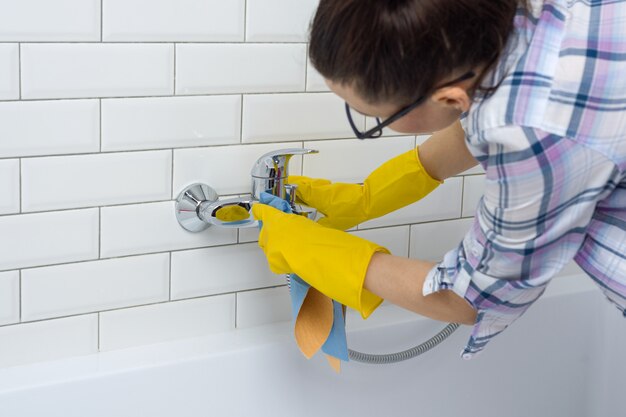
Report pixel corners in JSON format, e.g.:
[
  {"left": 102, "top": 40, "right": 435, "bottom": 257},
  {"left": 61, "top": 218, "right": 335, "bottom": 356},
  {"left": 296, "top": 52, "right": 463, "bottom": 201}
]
[{"left": 175, "top": 148, "right": 319, "bottom": 232}]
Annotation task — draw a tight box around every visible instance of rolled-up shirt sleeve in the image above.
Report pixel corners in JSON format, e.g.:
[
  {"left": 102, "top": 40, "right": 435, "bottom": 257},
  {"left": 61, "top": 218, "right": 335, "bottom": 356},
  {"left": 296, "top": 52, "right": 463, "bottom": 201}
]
[{"left": 423, "top": 125, "right": 619, "bottom": 359}]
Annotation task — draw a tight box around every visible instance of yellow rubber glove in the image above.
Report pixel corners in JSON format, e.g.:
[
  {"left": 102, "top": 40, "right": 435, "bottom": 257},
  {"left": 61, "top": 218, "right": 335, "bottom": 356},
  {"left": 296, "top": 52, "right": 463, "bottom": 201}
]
[
  {"left": 252, "top": 203, "right": 390, "bottom": 319},
  {"left": 289, "top": 147, "right": 441, "bottom": 231}
]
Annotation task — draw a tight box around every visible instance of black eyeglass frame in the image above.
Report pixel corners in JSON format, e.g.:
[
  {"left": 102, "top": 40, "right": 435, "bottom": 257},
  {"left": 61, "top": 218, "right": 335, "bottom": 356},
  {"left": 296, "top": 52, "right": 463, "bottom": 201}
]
[{"left": 345, "top": 71, "right": 476, "bottom": 140}]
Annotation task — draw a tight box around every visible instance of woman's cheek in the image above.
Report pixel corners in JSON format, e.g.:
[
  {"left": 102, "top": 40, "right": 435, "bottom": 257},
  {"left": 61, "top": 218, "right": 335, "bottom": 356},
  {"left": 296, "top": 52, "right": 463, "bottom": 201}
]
[{"left": 387, "top": 117, "right": 428, "bottom": 135}]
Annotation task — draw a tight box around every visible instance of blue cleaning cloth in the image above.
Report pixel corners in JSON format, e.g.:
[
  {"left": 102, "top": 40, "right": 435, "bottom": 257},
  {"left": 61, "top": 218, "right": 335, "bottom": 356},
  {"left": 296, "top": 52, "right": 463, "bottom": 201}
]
[
  {"left": 259, "top": 192, "right": 349, "bottom": 362},
  {"left": 288, "top": 273, "right": 349, "bottom": 361}
]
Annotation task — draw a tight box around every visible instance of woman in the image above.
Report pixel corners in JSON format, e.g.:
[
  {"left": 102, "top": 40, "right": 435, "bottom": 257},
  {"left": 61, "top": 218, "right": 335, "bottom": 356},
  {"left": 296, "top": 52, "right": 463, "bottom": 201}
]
[{"left": 252, "top": 0, "right": 626, "bottom": 358}]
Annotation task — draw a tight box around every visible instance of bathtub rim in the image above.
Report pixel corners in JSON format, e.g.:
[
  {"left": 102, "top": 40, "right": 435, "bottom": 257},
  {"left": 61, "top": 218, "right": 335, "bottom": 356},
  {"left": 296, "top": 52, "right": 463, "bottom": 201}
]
[{"left": 0, "top": 267, "right": 597, "bottom": 395}]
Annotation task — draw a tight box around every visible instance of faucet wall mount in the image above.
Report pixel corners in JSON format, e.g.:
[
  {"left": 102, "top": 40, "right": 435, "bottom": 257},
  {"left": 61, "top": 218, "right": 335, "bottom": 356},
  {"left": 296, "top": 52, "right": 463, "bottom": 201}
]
[{"left": 175, "top": 148, "right": 318, "bottom": 232}]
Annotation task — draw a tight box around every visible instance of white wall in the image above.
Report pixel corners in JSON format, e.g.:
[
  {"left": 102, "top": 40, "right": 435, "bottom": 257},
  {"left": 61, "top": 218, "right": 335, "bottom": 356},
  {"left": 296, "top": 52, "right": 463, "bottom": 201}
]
[{"left": 0, "top": 0, "right": 486, "bottom": 368}]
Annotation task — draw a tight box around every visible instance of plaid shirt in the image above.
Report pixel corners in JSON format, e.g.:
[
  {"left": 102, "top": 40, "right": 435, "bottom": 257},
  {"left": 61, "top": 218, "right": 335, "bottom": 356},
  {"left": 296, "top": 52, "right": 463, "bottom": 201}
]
[{"left": 423, "top": 0, "right": 626, "bottom": 359}]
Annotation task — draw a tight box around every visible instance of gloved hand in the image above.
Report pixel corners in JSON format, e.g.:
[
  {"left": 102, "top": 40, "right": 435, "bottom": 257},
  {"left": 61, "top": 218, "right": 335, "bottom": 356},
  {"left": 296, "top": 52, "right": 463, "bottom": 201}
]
[
  {"left": 252, "top": 201, "right": 390, "bottom": 319},
  {"left": 288, "top": 147, "right": 441, "bottom": 231},
  {"left": 257, "top": 192, "right": 349, "bottom": 370}
]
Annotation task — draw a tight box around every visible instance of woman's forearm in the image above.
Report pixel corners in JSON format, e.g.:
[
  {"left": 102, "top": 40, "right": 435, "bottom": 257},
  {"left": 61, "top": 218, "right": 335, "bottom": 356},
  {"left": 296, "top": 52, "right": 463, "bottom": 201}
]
[{"left": 364, "top": 252, "right": 477, "bottom": 325}]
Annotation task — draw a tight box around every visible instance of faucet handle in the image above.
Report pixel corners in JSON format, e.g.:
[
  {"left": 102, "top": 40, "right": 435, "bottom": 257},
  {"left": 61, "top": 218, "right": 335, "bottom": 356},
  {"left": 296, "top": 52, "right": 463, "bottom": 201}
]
[
  {"left": 251, "top": 148, "right": 318, "bottom": 179},
  {"left": 257, "top": 147, "right": 318, "bottom": 160}
]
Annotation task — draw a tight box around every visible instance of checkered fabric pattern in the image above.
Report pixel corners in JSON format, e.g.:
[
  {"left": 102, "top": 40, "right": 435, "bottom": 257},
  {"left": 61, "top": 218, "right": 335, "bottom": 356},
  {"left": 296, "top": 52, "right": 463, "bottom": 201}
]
[{"left": 423, "top": 0, "right": 626, "bottom": 358}]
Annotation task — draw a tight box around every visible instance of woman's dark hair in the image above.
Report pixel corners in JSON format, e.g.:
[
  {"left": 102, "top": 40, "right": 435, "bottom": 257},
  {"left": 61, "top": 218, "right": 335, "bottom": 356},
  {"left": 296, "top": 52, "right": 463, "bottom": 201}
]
[{"left": 309, "top": 0, "right": 526, "bottom": 105}]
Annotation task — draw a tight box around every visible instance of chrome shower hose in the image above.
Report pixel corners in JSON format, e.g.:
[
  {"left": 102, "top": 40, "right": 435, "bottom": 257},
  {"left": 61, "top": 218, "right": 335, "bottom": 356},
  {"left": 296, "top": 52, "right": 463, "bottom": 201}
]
[
  {"left": 347, "top": 322, "right": 460, "bottom": 364},
  {"left": 285, "top": 275, "right": 459, "bottom": 365}
]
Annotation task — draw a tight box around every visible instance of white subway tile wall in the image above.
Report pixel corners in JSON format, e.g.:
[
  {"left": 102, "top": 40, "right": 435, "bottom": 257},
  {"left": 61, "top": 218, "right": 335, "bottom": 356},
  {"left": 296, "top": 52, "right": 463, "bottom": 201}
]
[
  {"left": 461, "top": 164, "right": 486, "bottom": 176},
  {"left": 21, "top": 253, "right": 170, "bottom": 321},
  {"left": 173, "top": 142, "right": 303, "bottom": 197},
  {"left": 0, "top": 159, "right": 19, "bottom": 215},
  {"left": 245, "top": 0, "right": 319, "bottom": 42},
  {"left": 171, "top": 243, "right": 278, "bottom": 300},
  {"left": 0, "top": 0, "right": 481, "bottom": 368},
  {"left": 21, "top": 44, "right": 174, "bottom": 99},
  {"left": 101, "top": 96, "right": 242, "bottom": 151},
  {"left": 103, "top": 0, "right": 245, "bottom": 42},
  {"left": 0, "top": 100, "right": 100, "bottom": 158},
  {"left": 238, "top": 220, "right": 262, "bottom": 243},
  {"left": 0, "top": 44, "right": 19, "bottom": 100},
  {"left": 352, "top": 226, "right": 411, "bottom": 258},
  {"left": 302, "top": 136, "right": 415, "bottom": 182},
  {"left": 306, "top": 59, "right": 330, "bottom": 92},
  {"left": 462, "top": 174, "right": 487, "bottom": 218},
  {"left": 0, "top": 0, "right": 101, "bottom": 42},
  {"left": 410, "top": 218, "right": 475, "bottom": 262},
  {"left": 176, "top": 44, "right": 306, "bottom": 95},
  {"left": 242, "top": 93, "right": 361, "bottom": 142},
  {"left": 236, "top": 286, "right": 291, "bottom": 329},
  {"left": 359, "top": 177, "right": 464, "bottom": 229},
  {"left": 99, "top": 294, "right": 236, "bottom": 351},
  {"left": 22, "top": 150, "right": 172, "bottom": 211},
  {"left": 0, "top": 271, "right": 19, "bottom": 326},
  {"left": 100, "top": 201, "right": 237, "bottom": 258},
  {"left": 0, "top": 209, "right": 99, "bottom": 271},
  {"left": 0, "top": 315, "right": 98, "bottom": 369}
]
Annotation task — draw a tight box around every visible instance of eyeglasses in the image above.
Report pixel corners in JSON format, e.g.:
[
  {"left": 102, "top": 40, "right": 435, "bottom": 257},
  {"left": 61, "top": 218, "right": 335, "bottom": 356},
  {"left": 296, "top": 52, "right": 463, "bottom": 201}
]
[{"left": 345, "top": 71, "right": 476, "bottom": 139}]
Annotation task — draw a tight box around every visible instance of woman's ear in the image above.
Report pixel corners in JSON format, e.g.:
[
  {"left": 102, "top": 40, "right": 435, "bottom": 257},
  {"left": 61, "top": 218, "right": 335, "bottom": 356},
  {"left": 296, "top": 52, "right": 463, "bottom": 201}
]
[{"left": 431, "top": 87, "right": 472, "bottom": 112}]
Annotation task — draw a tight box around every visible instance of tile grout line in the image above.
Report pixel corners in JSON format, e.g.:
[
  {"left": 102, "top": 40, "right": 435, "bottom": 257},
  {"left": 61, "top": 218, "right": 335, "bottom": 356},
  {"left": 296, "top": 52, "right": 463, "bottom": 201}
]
[
  {"left": 0, "top": 283, "right": 289, "bottom": 329},
  {"left": 171, "top": 147, "right": 175, "bottom": 199},
  {"left": 3, "top": 251, "right": 178, "bottom": 275},
  {"left": 0, "top": 134, "right": 420, "bottom": 162},
  {"left": 99, "top": 98, "right": 102, "bottom": 152},
  {"left": 0, "top": 139, "right": 411, "bottom": 162},
  {"left": 100, "top": 0, "right": 103, "bottom": 42},
  {"left": 460, "top": 176, "right": 466, "bottom": 218},
  {"left": 234, "top": 291, "right": 238, "bottom": 328},
  {"left": 2, "top": 148, "right": 188, "bottom": 162},
  {"left": 97, "top": 313, "right": 101, "bottom": 351},
  {"left": 18, "top": 270, "right": 22, "bottom": 322},
  {"left": 239, "top": 94, "right": 244, "bottom": 143},
  {"left": 169, "top": 148, "right": 174, "bottom": 302},
  {"left": 243, "top": 0, "right": 248, "bottom": 41},
  {"left": 13, "top": 264, "right": 603, "bottom": 335},
  {"left": 168, "top": 252, "right": 172, "bottom": 301},
  {"left": 0, "top": 90, "right": 333, "bottom": 104},
  {"left": 18, "top": 158, "right": 22, "bottom": 213},
  {"left": 172, "top": 44, "right": 177, "bottom": 95},
  {"left": 0, "top": 215, "right": 472, "bottom": 276},
  {"left": 99, "top": 207, "right": 102, "bottom": 259},
  {"left": 18, "top": 43, "right": 21, "bottom": 100},
  {"left": 300, "top": 140, "right": 305, "bottom": 175},
  {"left": 1, "top": 199, "right": 169, "bottom": 218},
  {"left": 409, "top": 137, "right": 418, "bottom": 260},
  {"left": 304, "top": 43, "right": 309, "bottom": 91},
  {"left": 0, "top": 193, "right": 467, "bottom": 223},
  {"left": 0, "top": 134, "right": 430, "bottom": 163},
  {"left": 0, "top": 41, "right": 310, "bottom": 44}
]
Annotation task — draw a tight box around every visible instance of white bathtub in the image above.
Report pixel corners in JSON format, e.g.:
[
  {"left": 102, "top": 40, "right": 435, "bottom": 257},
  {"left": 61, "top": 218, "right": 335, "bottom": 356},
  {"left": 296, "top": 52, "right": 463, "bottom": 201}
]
[{"left": 0, "top": 272, "right": 624, "bottom": 417}]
